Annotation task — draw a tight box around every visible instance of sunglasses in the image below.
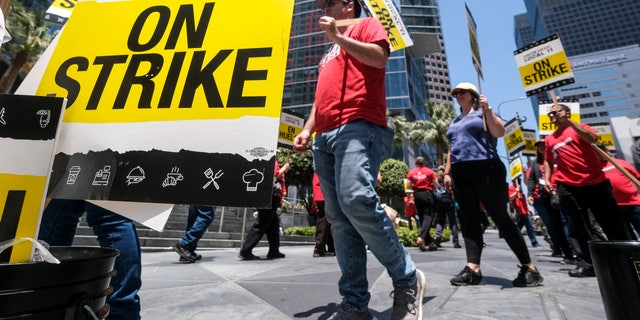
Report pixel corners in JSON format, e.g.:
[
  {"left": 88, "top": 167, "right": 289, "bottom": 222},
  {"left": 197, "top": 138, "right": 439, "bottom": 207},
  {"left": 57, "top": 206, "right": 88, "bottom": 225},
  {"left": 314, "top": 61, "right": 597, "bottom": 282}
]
[
  {"left": 324, "top": 0, "right": 351, "bottom": 8},
  {"left": 547, "top": 109, "right": 567, "bottom": 117},
  {"left": 453, "top": 90, "right": 468, "bottom": 97}
]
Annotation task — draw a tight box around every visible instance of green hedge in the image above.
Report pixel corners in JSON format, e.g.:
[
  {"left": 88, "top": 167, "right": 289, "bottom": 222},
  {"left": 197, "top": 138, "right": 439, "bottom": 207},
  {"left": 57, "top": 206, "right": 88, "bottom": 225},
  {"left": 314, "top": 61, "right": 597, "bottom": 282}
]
[{"left": 285, "top": 225, "right": 453, "bottom": 247}]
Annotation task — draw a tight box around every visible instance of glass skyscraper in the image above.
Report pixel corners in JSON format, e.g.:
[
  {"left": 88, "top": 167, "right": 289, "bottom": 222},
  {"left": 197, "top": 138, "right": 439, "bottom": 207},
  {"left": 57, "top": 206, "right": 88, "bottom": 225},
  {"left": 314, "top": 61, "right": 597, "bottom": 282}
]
[{"left": 515, "top": 0, "right": 640, "bottom": 161}]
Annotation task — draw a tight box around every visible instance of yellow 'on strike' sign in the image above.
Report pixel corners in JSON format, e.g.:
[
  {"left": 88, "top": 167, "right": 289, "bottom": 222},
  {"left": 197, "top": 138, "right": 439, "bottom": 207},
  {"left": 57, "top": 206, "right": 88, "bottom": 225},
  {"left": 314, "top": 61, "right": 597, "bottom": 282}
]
[
  {"left": 37, "top": 0, "right": 290, "bottom": 123},
  {"left": 363, "top": 0, "right": 413, "bottom": 51},
  {"left": 514, "top": 34, "right": 575, "bottom": 96}
]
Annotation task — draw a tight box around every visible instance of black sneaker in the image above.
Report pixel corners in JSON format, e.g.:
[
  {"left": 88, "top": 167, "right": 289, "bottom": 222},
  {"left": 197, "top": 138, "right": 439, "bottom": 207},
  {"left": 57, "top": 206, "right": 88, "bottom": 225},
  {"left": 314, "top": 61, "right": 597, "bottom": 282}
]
[
  {"left": 173, "top": 242, "right": 197, "bottom": 262},
  {"left": 266, "top": 252, "right": 286, "bottom": 260},
  {"left": 237, "top": 252, "right": 260, "bottom": 261},
  {"left": 327, "top": 304, "right": 373, "bottom": 320},
  {"left": 512, "top": 265, "right": 544, "bottom": 287},
  {"left": 568, "top": 265, "right": 595, "bottom": 277},
  {"left": 179, "top": 252, "right": 202, "bottom": 263},
  {"left": 390, "top": 269, "right": 426, "bottom": 320},
  {"left": 450, "top": 266, "right": 484, "bottom": 286}
]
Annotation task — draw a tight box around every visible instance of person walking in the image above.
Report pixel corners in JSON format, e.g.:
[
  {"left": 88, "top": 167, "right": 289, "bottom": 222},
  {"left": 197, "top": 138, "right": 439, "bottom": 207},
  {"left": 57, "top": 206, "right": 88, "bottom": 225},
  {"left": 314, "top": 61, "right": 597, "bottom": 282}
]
[
  {"left": 526, "top": 138, "right": 576, "bottom": 263},
  {"left": 39, "top": 200, "right": 142, "bottom": 319},
  {"left": 509, "top": 181, "right": 540, "bottom": 248},
  {"left": 404, "top": 191, "right": 420, "bottom": 230},
  {"left": 312, "top": 173, "right": 335, "bottom": 257},
  {"left": 544, "top": 103, "right": 632, "bottom": 277},
  {"left": 433, "top": 166, "right": 460, "bottom": 248},
  {"left": 596, "top": 143, "right": 640, "bottom": 239},
  {"left": 292, "top": 1, "right": 425, "bottom": 319},
  {"left": 444, "top": 82, "right": 543, "bottom": 287},
  {"left": 173, "top": 205, "right": 216, "bottom": 263},
  {"left": 238, "top": 160, "right": 289, "bottom": 260},
  {"left": 407, "top": 156, "right": 439, "bottom": 251}
]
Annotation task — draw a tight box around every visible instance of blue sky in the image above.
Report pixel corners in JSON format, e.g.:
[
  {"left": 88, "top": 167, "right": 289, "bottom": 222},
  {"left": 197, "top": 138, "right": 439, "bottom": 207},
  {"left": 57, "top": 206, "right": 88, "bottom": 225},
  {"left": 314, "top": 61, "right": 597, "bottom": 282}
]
[{"left": 438, "top": 0, "right": 535, "bottom": 169}]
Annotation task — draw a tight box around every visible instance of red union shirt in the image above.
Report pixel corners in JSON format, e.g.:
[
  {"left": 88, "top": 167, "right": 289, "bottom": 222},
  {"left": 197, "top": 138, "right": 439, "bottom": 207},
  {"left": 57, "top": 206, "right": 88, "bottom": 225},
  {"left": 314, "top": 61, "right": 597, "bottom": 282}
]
[
  {"left": 508, "top": 185, "right": 528, "bottom": 215},
  {"left": 312, "top": 173, "right": 324, "bottom": 202},
  {"left": 602, "top": 159, "right": 640, "bottom": 205},
  {"left": 545, "top": 124, "right": 605, "bottom": 186},
  {"left": 314, "top": 17, "right": 390, "bottom": 133},
  {"left": 407, "top": 167, "right": 436, "bottom": 191}
]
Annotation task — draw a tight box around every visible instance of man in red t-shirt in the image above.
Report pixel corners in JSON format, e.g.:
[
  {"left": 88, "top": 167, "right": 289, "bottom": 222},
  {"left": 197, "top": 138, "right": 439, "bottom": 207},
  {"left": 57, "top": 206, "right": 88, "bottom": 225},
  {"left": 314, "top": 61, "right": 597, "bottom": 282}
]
[
  {"left": 509, "top": 182, "right": 540, "bottom": 247},
  {"left": 407, "top": 157, "right": 439, "bottom": 251},
  {"left": 543, "top": 104, "right": 631, "bottom": 277},
  {"left": 292, "top": 1, "right": 424, "bottom": 318},
  {"left": 596, "top": 143, "right": 640, "bottom": 239}
]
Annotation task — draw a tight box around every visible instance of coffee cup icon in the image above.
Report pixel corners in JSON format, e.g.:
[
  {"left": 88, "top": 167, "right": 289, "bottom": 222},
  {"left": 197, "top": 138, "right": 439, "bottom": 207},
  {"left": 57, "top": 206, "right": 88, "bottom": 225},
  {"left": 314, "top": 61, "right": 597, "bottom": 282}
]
[{"left": 67, "top": 166, "right": 81, "bottom": 184}]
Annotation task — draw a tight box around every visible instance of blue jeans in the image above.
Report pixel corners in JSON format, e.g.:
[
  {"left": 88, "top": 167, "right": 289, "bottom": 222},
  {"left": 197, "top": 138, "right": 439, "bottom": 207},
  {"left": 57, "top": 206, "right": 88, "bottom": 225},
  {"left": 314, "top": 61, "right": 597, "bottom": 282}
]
[
  {"left": 532, "top": 197, "right": 573, "bottom": 256},
  {"left": 516, "top": 214, "right": 539, "bottom": 246},
  {"left": 181, "top": 205, "right": 216, "bottom": 250},
  {"left": 38, "top": 199, "right": 141, "bottom": 320},
  {"left": 313, "top": 120, "right": 416, "bottom": 311}
]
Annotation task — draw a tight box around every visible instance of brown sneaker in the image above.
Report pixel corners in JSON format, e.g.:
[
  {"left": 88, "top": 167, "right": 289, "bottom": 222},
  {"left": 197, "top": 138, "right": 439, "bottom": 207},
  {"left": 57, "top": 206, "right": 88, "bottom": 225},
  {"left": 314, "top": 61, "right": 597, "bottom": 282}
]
[{"left": 416, "top": 238, "right": 426, "bottom": 252}]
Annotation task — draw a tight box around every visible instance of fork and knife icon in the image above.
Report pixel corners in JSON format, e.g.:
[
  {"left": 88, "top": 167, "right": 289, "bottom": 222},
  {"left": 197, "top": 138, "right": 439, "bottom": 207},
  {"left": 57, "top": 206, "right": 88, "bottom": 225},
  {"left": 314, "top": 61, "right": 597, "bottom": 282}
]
[{"left": 203, "top": 168, "right": 224, "bottom": 190}]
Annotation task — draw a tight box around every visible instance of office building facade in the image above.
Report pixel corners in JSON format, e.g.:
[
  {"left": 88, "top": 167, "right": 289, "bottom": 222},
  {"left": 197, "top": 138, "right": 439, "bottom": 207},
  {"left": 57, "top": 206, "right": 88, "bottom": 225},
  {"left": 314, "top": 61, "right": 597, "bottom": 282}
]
[{"left": 515, "top": 0, "right": 640, "bottom": 163}]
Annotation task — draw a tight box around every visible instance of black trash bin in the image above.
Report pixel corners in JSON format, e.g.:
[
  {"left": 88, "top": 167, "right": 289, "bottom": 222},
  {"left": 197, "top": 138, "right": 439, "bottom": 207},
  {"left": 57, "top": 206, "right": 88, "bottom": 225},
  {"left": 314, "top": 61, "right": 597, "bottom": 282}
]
[
  {"left": 589, "top": 241, "right": 640, "bottom": 320},
  {"left": 0, "top": 246, "right": 119, "bottom": 320}
]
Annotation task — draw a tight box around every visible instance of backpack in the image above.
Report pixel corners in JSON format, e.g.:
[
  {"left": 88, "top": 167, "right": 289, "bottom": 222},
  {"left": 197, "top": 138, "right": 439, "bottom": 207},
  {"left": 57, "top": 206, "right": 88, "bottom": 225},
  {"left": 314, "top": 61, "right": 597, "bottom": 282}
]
[{"left": 434, "top": 183, "right": 453, "bottom": 208}]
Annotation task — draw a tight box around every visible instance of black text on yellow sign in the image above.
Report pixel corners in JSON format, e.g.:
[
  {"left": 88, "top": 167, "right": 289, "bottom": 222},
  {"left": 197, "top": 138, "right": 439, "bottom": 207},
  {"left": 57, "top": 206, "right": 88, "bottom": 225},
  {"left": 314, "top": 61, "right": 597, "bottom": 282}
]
[
  {"left": 0, "top": 174, "right": 47, "bottom": 263},
  {"left": 506, "top": 128, "right": 524, "bottom": 155},
  {"left": 278, "top": 124, "right": 301, "bottom": 143},
  {"left": 54, "top": 0, "right": 77, "bottom": 9},
  {"left": 368, "top": 1, "right": 403, "bottom": 49},
  {"left": 538, "top": 113, "right": 580, "bottom": 134},
  {"left": 510, "top": 160, "right": 523, "bottom": 181},
  {"left": 37, "top": 1, "right": 292, "bottom": 123},
  {"left": 521, "top": 54, "right": 570, "bottom": 86}
]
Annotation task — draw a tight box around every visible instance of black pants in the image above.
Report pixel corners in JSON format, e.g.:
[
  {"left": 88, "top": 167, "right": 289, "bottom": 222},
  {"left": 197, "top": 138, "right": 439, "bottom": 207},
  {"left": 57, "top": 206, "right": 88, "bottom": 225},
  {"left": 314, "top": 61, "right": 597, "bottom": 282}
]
[
  {"left": 314, "top": 201, "right": 334, "bottom": 253},
  {"left": 240, "top": 196, "right": 281, "bottom": 256},
  {"left": 557, "top": 180, "right": 632, "bottom": 264},
  {"left": 451, "top": 159, "right": 531, "bottom": 265},
  {"left": 414, "top": 189, "right": 435, "bottom": 243}
]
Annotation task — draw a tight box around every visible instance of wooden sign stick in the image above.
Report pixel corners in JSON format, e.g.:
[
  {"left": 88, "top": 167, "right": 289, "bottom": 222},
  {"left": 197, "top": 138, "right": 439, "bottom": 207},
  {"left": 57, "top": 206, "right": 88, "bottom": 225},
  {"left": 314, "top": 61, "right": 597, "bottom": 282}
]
[
  {"left": 335, "top": 18, "right": 362, "bottom": 27},
  {"left": 591, "top": 143, "right": 640, "bottom": 190}
]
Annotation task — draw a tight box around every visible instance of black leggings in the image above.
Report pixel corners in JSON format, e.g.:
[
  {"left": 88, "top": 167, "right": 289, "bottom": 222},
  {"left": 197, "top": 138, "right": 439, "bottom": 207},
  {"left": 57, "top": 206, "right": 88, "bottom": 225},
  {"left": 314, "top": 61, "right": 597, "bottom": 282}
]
[{"left": 451, "top": 159, "right": 531, "bottom": 265}]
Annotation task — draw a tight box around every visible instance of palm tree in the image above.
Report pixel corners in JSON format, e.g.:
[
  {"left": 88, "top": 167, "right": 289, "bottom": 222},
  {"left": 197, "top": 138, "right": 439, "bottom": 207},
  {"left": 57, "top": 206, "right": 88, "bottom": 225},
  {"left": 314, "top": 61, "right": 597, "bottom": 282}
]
[
  {"left": 0, "top": 2, "right": 53, "bottom": 93},
  {"left": 406, "top": 103, "right": 457, "bottom": 166},
  {"left": 391, "top": 114, "right": 410, "bottom": 150}
]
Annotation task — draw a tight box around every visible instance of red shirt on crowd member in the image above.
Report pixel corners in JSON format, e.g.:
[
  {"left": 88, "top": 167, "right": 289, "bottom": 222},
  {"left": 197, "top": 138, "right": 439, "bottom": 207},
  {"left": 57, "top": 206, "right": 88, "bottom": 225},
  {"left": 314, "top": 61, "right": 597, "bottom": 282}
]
[
  {"left": 508, "top": 185, "right": 528, "bottom": 215},
  {"left": 312, "top": 173, "right": 324, "bottom": 202},
  {"left": 545, "top": 123, "right": 605, "bottom": 186},
  {"left": 274, "top": 161, "right": 289, "bottom": 201},
  {"left": 602, "top": 158, "right": 640, "bottom": 206},
  {"left": 313, "top": 17, "right": 389, "bottom": 134},
  {"left": 404, "top": 194, "right": 417, "bottom": 217},
  {"left": 407, "top": 160, "right": 437, "bottom": 191}
]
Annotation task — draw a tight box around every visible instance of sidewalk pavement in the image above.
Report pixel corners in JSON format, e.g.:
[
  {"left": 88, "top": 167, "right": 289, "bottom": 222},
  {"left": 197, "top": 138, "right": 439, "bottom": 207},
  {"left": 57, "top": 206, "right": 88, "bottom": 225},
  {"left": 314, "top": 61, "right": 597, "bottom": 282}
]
[{"left": 139, "top": 230, "right": 606, "bottom": 320}]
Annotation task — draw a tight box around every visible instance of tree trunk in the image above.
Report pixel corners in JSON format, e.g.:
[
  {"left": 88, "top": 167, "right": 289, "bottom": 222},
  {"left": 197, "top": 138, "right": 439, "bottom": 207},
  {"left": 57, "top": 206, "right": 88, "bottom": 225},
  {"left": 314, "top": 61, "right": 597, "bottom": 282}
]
[
  {"left": 0, "top": 0, "right": 11, "bottom": 21},
  {"left": 0, "top": 51, "right": 26, "bottom": 93}
]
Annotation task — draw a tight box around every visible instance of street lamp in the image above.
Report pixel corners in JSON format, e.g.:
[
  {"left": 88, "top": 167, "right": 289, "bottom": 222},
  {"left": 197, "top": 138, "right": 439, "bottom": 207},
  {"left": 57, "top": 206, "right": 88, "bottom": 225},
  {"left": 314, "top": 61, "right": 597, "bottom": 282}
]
[{"left": 497, "top": 96, "right": 527, "bottom": 115}]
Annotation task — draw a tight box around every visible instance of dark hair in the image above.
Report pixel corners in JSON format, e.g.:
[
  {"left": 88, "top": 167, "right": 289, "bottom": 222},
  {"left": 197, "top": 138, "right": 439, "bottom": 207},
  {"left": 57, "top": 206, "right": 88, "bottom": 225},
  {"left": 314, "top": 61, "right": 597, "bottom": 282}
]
[
  {"left": 558, "top": 104, "right": 570, "bottom": 112},
  {"left": 352, "top": 0, "right": 362, "bottom": 18}
]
